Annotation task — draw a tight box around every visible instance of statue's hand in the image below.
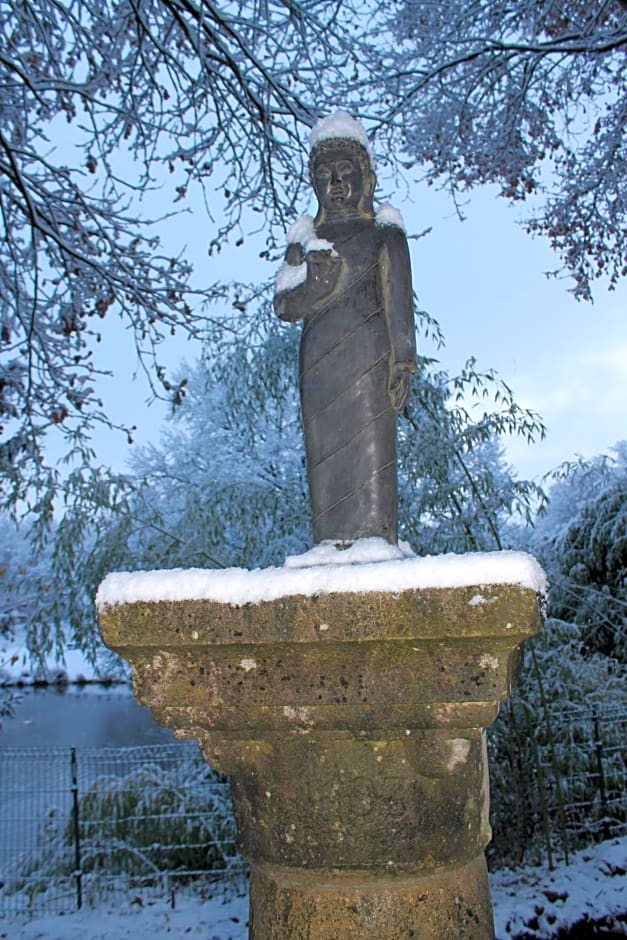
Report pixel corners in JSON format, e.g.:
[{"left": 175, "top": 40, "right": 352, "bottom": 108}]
[
  {"left": 306, "top": 250, "right": 341, "bottom": 299},
  {"left": 285, "top": 243, "right": 304, "bottom": 266},
  {"left": 388, "top": 365, "right": 412, "bottom": 412}
]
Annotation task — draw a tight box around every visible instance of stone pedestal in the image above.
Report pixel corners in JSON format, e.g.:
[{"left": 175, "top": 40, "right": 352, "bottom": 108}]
[{"left": 98, "top": 570, "right": 543, "bottom": 939}]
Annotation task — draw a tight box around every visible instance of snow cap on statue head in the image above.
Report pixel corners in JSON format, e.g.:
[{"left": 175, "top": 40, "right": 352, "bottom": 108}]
[
  {"left": 309, "top": 111, "right": 376, "bottom": 220},
  {"left": 309, "top": 111, "right": 374, "bottom": 166}
]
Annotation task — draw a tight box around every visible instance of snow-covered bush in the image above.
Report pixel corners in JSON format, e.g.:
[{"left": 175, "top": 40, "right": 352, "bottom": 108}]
[
  {"left": 488, "top": 444, "right": 627, "bottom": 868},
  {"left": 73, "top": 764, "right": 240, "bottom": 878},
  {"left": 1, "top": 756, "right": 244, "bottom": 907},
  {"left": 398, "top": 353, "right": 545, "bottom": 555},
  {"left": 489, "top": 615, "right": 626, "bottom": 867},
  {"left": 65, "top": 301, "right": 544, "bottom": 587},
  {"left": 531, "top": 444, "right": 626, "bottom": 662}
]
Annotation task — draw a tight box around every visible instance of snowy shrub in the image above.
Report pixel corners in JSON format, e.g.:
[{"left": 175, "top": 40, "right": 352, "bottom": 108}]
[
  {"left": 532, "top": 445, "right": 627, "bottom": 662},
  {"left": 398, "top": 354, "right": 545, "bottom": 556},
  {"left": 487, "top": 445, "right": 627, "bottom": 868},
  {"left": 1, "top": 757, "right": 243, "bottom": 906},
  {"left": 72, "top": 763, "right": 239, "bottom": 878},
  {"left": 62, "top": 302, "right": 545, "bottom": 603},
  {"left": 488, "top": 618, "right": 626, "bottom": 868}
]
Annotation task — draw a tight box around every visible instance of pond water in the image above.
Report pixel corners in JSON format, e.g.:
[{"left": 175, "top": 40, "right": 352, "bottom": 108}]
[
  {"left": 0, "top": 685, "right": 186, "bottom": 891},
  {"left": 0, "top": 684, "right": 175, "bottom": 748}
]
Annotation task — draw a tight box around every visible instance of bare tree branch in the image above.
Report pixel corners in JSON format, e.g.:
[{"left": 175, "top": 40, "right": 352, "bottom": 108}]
[
  {"left": 365, "top": 0, "right": 627, "bottom": 300},
  {"left": 0, "top": 0, "right": 364, "bottom": 522}
]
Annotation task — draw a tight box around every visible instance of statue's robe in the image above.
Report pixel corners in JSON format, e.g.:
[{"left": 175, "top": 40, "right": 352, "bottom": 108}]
[{"left": 276, "top": 217, "right": 416, "bottom": 544}]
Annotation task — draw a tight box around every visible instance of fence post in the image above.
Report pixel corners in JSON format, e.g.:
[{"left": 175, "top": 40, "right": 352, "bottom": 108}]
[
  {"left": 530, "top": 646, "right": 570, "bottom": 865},
  {"left": 592, "top": 707, "right": 610, "bottom": 840},
  {"left": 506, "top": 699, "right": 531, "bottom": 866},
  {"left": 70, "top": 747, "right": 82, "bottom": 911},
  {"left": 523, "top": 704, "right": 554, "bottom": 871}
]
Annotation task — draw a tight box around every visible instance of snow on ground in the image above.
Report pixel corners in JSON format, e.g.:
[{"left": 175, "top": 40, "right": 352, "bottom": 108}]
[
  {"left": 2, "top": 838, "right": 624, "bottom": 940},
  {"left": 96, "top": 547, "right": 547, "bottom": 609},
  {"left": 491, "top": 837, "right": 626, "bottom": 938},
  {"left": 0, "top": 893, "right": 249, "bottom": 940}
]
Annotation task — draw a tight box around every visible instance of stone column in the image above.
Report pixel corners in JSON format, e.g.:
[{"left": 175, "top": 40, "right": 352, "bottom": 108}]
[{"left": 98, "top": 573, "right": 543, "bottom": 939}]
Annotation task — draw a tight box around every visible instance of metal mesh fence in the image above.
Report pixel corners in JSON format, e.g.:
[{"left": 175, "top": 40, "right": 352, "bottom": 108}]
[
  {"left": 0, "top": 745, "right": 76, "bottom": 914},
  {"left": 489, "top": 702, "right": 627, "bottom": 869},
  {"left": 1, "top": 705, "right": 625, "bottom": 916},
  {"left": 0, "top": 742, "right": 248, "bottom": 916}
]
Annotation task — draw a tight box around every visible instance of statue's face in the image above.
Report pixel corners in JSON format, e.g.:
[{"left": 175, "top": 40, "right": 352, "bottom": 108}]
[{"left": 311, "top": 147, "right": 364, "bottom": 212}]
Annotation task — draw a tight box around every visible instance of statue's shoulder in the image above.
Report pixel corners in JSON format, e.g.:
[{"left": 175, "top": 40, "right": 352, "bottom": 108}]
[
  {"left": 375, "top": 204, "right": 406, "bottom": 236},
  {"left": 374, "top": 205, "right": 409, "bottom": 257}
]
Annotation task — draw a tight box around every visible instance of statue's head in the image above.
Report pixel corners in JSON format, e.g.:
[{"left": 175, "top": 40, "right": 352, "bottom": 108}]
[{"left": 309, "top": 112, "right": 376, "bottom": 223}]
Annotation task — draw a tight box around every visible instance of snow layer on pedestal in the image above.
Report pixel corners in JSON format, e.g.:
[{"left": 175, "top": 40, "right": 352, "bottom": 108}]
[{"left": 96, "top": 546, "right": 547, "bottom": 610}]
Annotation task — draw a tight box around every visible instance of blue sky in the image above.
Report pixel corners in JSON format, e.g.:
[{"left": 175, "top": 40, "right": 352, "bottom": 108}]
[
  {"left": 412, "top": 185, "right": 627, "bottom": 479},
  {"left": 91, "top": 177, "right": 626, "bottom": 485}
]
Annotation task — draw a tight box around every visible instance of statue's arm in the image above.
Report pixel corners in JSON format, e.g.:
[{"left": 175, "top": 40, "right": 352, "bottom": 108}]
[
  {"left": 380, "top": 228, "right": 417, "bottom": 410},
  {"left": 274, "top": 243, "right": 307, "bottom": 322},
  {"left": 274, "top": 289, "right": 304, "bottom": 323},
  {"left": 274, "top": 243, "right": 341, "bottom": 322}
]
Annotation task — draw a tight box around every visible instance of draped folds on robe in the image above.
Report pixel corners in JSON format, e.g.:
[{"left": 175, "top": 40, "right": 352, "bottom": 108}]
[{"left": 297, "top": 221, "right": 415, "bottom": 544}]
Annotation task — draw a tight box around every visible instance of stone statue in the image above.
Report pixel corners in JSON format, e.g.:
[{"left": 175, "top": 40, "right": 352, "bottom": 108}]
[{"left": 274, "top": 111, "right": 417, "bottom": 546}]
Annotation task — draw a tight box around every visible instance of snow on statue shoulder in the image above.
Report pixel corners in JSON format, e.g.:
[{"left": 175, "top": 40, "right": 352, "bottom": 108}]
[{"left": 273, "top": 111, "right": 417, "bottom": 548}]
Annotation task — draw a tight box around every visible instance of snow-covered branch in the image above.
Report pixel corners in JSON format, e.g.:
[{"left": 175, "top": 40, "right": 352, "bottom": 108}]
[
  {"left": 0, "top": 0, "right": 364, "bottom": 521},
  {"left": 366, "top": 0, "right": 627, "bottom": 299}
]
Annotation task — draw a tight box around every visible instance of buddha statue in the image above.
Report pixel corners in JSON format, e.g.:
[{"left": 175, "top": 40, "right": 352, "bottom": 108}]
[{"left": 274, "top": 111, "right": 416, "bottom": 546}]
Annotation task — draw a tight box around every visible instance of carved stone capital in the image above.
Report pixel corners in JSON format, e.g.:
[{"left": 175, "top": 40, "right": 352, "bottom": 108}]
[{"left": 99, "top": 576, "right": 543, "bottom": 938}]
